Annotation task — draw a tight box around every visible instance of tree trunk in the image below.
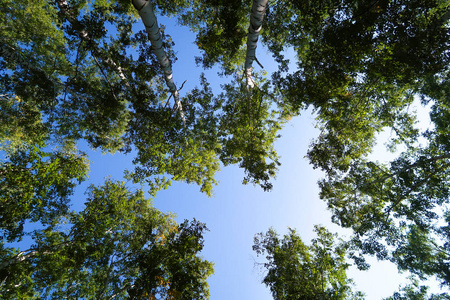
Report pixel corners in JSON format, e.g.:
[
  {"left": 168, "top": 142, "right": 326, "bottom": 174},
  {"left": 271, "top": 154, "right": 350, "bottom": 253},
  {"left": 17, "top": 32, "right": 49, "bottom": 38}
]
[
  {"left": 55, "top": 0, "right": 129, "bottom": 87},
  {"left": 244, "top": 0, "right": 268, "bottom": 89},
  {"left": 0, "top": 240, "right": 72, "bottom": 270},
  {"left": 132, "top": 0, "right": 185, "bottom": 122},
  {"left": 0, "top": 250, "right": 51, "bottom": 270}
]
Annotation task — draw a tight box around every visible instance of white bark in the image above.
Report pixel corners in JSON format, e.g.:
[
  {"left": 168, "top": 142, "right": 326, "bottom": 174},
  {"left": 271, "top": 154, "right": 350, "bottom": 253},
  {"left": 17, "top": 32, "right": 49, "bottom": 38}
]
[
  {"left": 244, "top": 0, "right": 269, "bottom": 89},
  {"left": 55, "top": 0, "right": 129, "bottom": 86},
  {"left": 0, "top": 250, "right": 51, "bottom": 270},
  {"left": 132, "top": 0, "right": 185, "bottom": 122},
  {"left": 0, "top": 240, "right": 72, "bottom": 270}
]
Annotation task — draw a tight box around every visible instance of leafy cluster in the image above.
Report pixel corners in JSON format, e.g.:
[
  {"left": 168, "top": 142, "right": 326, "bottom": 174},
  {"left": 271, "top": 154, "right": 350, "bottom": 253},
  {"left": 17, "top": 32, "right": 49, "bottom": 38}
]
[
  {"left": 253, "top": 226, "right": 364, "bottom": 300},
  {"left": 1, "top": 180, "right": 213, "bottom": 299},
  {"left": 2, "top": 0, "right": 450, "bottom": 298}
]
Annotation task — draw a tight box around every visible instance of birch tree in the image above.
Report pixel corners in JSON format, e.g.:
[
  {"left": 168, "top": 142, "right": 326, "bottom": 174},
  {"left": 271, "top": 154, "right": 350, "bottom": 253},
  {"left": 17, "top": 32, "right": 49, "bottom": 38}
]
[
  {"left": 132, "top": 0, "right": 185, "bottom": 122},
  {"left": 55, "top": 0, "right": 130, "bottom": 86},
  {"left": 1, "top": 0, "right": 292, "bottom": 194},
  {"left": 2, "top": 0, "right": 450, "bottom": 296},
  {"left": 0, "top": 180, "right": 213, "bottom": 299},
  {"left": 244, "top": 0, "right": 268, "bottom": 89},
  {"left": 258, "top": 0, "right": 450, "bottom": 286}
]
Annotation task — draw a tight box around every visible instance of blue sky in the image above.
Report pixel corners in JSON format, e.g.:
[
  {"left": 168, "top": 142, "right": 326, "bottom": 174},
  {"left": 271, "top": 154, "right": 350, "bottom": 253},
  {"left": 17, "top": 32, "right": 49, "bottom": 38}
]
[
  {"left": 81, "top": 112, "right": 415, "bottom": 299},
  {"left": 55, "top": 11, "right": 443, "bottom": 299}
]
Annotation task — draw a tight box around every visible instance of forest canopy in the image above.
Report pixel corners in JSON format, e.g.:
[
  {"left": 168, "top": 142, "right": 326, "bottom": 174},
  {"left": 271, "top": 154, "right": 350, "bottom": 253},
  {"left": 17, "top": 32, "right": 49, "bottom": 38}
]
[{"left": 1, "top": 0, "right": 450, "bottom": 298}]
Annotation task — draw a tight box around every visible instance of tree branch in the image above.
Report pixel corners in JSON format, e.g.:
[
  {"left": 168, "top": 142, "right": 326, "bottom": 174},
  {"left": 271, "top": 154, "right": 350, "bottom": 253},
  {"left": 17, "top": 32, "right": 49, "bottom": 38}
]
[{"left": 254, "top": 56, "right": 264, "bottom": 69}]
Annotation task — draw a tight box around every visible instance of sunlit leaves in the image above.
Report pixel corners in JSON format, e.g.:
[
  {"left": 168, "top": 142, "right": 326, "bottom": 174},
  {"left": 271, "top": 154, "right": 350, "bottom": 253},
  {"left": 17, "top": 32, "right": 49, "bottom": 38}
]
[
  {"left": 385, "top": 276, "right": 450, "bottom": 300},
  {"left": 0, "top": 144, "right": 89, "bottom": 242},
  {"left": 257, "top": 0, "right": 450, "bottom": 287},
  {"left": 253, "top": 226, "right": 364, "bottom": 299},
  {"left": 0, "top": 95, "right": 48, "bottom": 151},
  {"left": 179, "top": 0, "right": 249, "bottom": 74},
  {"left": 217, "top": 75, "right": 285, "bottom": 190},
  {"left": 0, "top": 180, "right": 213, "bottom": 299}
]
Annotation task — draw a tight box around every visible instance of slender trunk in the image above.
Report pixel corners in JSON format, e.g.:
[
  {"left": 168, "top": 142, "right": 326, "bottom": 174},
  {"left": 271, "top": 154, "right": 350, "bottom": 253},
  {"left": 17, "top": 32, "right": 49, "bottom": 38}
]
[
  {"left": 0, "top": 250, "right": 50, "bottom": 270},
  {"left": 0, "top": 251, "right": 37, "bottom": 270},
  {"left": 0, "top": 240, "right": 72, "bottom": 270},
  {"left": 244, "top": 0, "right": 268, "bottom": 89},
  {"left": 132, "top": 0, "right": 185, "bottom": 122},
  {"left": 55, "top": 0, "right": 129, "bottom": 87},
  {"left": 108, "top": 283, "right": 135, "bottom": 300}
]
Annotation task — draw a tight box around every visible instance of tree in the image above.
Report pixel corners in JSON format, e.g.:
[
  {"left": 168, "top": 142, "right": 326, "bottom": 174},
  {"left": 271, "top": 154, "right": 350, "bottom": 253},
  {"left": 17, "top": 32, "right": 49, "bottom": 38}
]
[
  {"left": 244, "top": 0, "right": 268, "bottom": 89},
  {"left": 0, "top": 140, "right": 89, "bottom": 243},
  {"left": 178, "top": 0, "right": 250, "bottom": 74},
  {"left": 317, "top": 70, "right": 450, "bottom": 285},
  {"left": 0, "top": 180, "right": 213, "bottom": 299},
  {"left": 253, "top": 226, "right": 364, "bottom": 300},
  {"left": 3, "top": 0, "right": 450, "bottom": 295},
  {"left": 253, "top": 0, "right": 450, "bottom": 286},
  {"left": 1, "top": 0, "right": 286, "bottom": 195},
  {"left": 384, "top": 276, "right": 450, "bottom": 300},
  {"left": 133, "top": 0, "right": 186, "bottom": 121},
  {"left": 1, "top": 0, "right": 136, "bottom": 152},
  {"left": 215, "top": 74, "right": 286, "bottom": 190}
]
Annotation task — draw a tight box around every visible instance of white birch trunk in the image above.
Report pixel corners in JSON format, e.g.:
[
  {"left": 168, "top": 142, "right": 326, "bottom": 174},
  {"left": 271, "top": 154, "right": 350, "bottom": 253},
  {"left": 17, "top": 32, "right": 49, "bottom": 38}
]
[
  {"left": 0, "top": 250, "right": 51, "bottom": 270},
  {"left": 0, "top": 240, "right": 73, "bottom": 270},
  {"left": 132, "top": 0, "right": 185, "bottom": 122},
  {"left": 244, "top": 0, "right": 269, "bottom": 89},
  {"left": 55, "top": 0, "right": 129, "bottom": 86}
]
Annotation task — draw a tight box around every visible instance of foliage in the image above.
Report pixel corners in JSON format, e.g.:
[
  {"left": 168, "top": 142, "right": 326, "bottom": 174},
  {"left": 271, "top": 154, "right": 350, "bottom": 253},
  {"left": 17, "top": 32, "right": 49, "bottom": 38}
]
[
  {"left": 318, "top": 70, "right": 450, "bottom": 285},
  {"left": 2, "top": 0, "right": 450, "bottom": 296},
  {"left": 0, "top": 0, "right": 287, "bottom": 195},
  {"left": 216, "top": 74, "right": 286, "bottom": 190},
  {"left": 128, "top": 72, "right": 286, "bottom": 194},
  {"left": 252, "top": 0, "right": 450, "bottom": 287},
  {"left": 384, "top": 277, "right": 450, "bottom": 300},
  {"left": 253, "top": 226, "right": 364, "bottom": 299},
  {"left": 0, "top": 143, "right": 89, "bottom": 243},
  {"left": 0, "top": 180, "right": 213, "bottom": 299},
  {"left": 178, "top": 0, "right": 250, "bottom": 74}
]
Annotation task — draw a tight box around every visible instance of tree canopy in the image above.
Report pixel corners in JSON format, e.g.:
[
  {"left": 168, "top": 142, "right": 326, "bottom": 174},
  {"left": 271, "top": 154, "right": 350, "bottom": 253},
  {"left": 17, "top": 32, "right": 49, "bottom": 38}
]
[
  {"left": 1, "top": 180, "right": 213, "bottom": 299},
  {"left": 253, "top": 226, "right": 364, "bottom": 300},
  {"left": 0, "top": 0, "right": 287, "bottom": 196},
  {"left": 1, "top": 0, "right": 450, "bottom": 297},
  {"left": 254, "top": 227, "right": 450, "bottom": 300}
]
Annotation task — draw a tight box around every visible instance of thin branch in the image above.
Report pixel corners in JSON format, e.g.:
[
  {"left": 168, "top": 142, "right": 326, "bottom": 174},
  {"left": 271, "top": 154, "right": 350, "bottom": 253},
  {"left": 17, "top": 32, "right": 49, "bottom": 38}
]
[
  {"left": 92, "top": 54, "right": 119, "bottom": 102},
  {"left": 254, "top": 56, "right": 264, "bottom": 69},
  {"left": 55, "top": 0, "right": 132, "bottom": 89},
  {"left": 362, "top": 153, "right": 450, "bottom": 189},
  {"left": 108, "top": 283, "right": 135, "bottom": 300},
  {"left": 178, "top": 80, "right": 188, "bottom": 91},
  {"left": 64, "top": 40, "right": 84, "bottom": 104},
  {"left": 0, "top": 250, "right": 49, "bottom": 270},
  {"left": 163, "top": 93, "right": 173, "bottom": 109},
  {"left": 98, "top": 240, "right": 118, "bottom": 299}
]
